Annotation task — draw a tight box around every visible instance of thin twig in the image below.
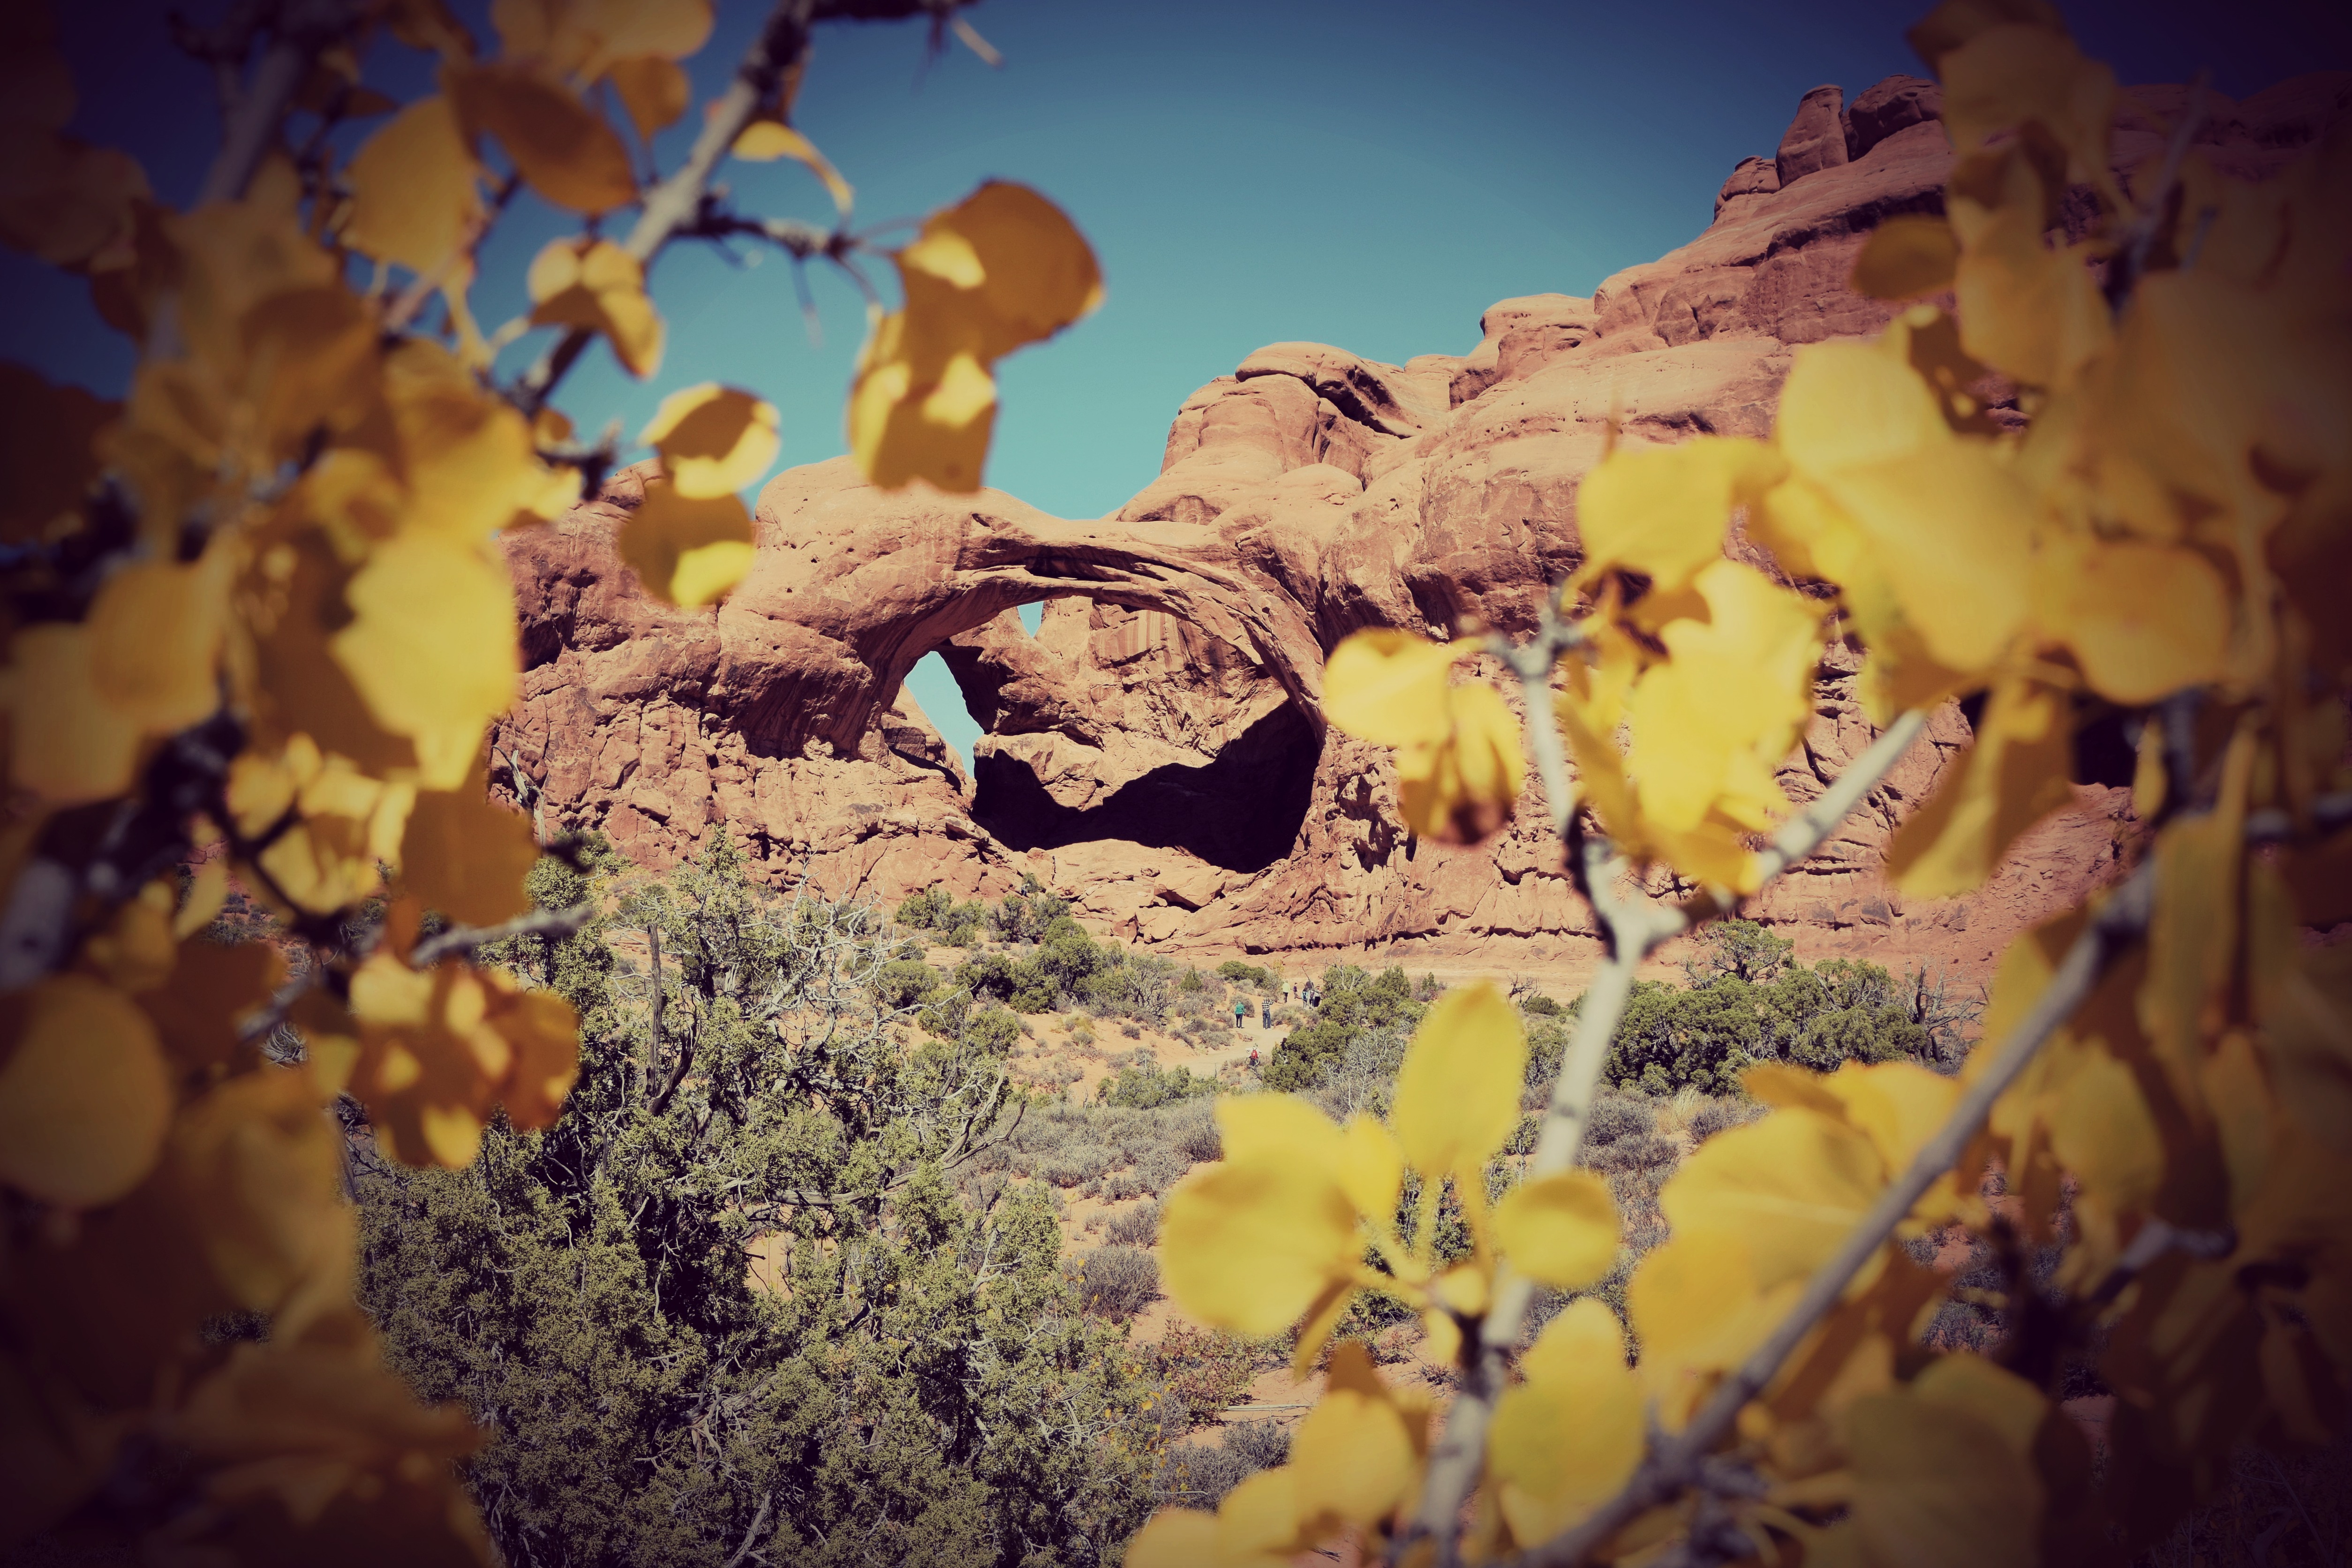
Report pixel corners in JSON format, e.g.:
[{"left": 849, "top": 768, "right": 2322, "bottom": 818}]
[
  {"left": 1485, "top": 596, "right": 1584, "bottom": 840},
  {"left": 408, "top": 903, "right": 594, "bottom": 968},
  {"left": 1517, "top": 857, "right": 2160, "bottom": 1567},
  {"left": 513, "top": 0, "right": 826, "bottom": 415}
]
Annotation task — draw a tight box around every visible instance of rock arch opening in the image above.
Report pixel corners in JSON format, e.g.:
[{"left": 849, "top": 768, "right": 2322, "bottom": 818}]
[{"left": 917, "top": 597, "right": 1318, "bottom": 875}]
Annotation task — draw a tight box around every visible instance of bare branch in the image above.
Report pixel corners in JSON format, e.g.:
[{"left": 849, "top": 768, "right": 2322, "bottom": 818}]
[
  {"left": 1485, "top": 596, "right": 1584, "bottom": 841},
  {"left": 195, "top": 0, "right": 361, "bottom": 208},
  {"left": 1744, "top": 708, "right": 1929, "bottom": 890},
  {"left": 409, "top": 903, "right": 595, "bottom": 968}
]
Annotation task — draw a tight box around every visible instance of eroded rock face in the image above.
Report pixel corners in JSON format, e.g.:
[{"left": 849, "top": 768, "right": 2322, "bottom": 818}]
[{"left": 497, "top": 72, "right": 2344, "bottom": 981}]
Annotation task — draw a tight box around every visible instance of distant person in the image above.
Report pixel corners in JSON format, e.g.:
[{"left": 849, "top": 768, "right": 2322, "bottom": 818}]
[
  {"left": 1232, "top": 996, "right": 1248, "bottom": 1029},
  {"left": 1248, "top": 1047, "right": 1259, "bottom": 1070}
]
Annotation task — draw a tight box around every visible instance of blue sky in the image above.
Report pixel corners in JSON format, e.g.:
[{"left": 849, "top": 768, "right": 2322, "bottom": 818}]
[{"left": 8, "top": 0, "right": 2342, "bottom": 767}]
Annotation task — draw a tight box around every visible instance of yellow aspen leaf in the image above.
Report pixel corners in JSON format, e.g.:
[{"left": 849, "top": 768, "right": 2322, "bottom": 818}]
[
  {"left": 2, "top": 623, "right": 141, "bottom": 803},
  {"left": 137, "top": 938, "right": 283, "bottom": 1070},
  {"left": 2035, "top": 535, "right": 2231, "bottom": 705},
  {"left": 400, "top": 783, "right": 538, "bottom": 926},
  {"left": 346, "top": 952, "right": 578, "bottom": 1167},
  {"left": 1938, "top": 20, "right": 2117, "bottom": 191},
  {"left": 237, "top": 531, "right": 420, "bottom": 775},
  {"left": 850, "top": 318, "right": 996, "bottom": 491},
  {"left": 731, "top": 117, "right": 853, "bottom": 214},
  {"left": 2138, "top": 726, "right": 2253, "bottom": 1104},
  {"left": 1123, "top": 1509, "right": 1218, "bottom": 1568},
  {"left": 169, "top": 1062, "right": 355, "bottom": 1337},
  {"left": 330, "top": 534, "right": 519, "bottom": 791},
  {"left": 1290, "top": 1343, "right": 1417, "bottom": 1531},
  {"left": 239, "top": 286, "right": 386, "bottom": 463},
  {"left": 492, "top": 0, "right": 713, "bottom": 78},
  {"left": 238, "top": 743, "right": 415, "bottom": 916},
  {"left": 0, "top": 976, "right": 173, "bottom": 1207},
  {"left": 1322, "top": 629, "right": 1467, "bottom": 749},
  {"left": 527, "top": 236, "right": 663, "bottom": 377},
  {"left": 607, "top": 54, "right": 689, "bottom": 139},
  {"left": 618, "top": 478, "right": 756, "bottom": 607},
  {"left": 640, "top": 383, "right": 782, "bottom": 498},
  {"left": 1851, "top": 214, "right": 1960, "bottom": 301},
  {"left": 82, "top": 881, "right": 179, "bottom": 995},
  {"left": 85, "top": 549, "right": 229, "bottom": 735},
  {"left": 173, "top": 851, "right": 229, "bottom": 939},
  {"left": 1810, "top": 441, "right": 2033, "bottom": 676},
  {"left": 1432, "top": 1261, "right": 1489, "bottom": 1317},
  {"left": 1218, "top": 1091, "right": 1345, "bottom": 1166},
  {"left": 0, "top": 75, "right": 149, "bottom": 270},
  {"left": 1337, "top": 1111, "right": 1404, "bottom": 1228},
  {"left": 0, "top": 362, "right": 114, "bottom": 544},
  {"left": 1659, "top": 1107, "right": 1885, "bottom": 1291},
  {"left": 2044, "top": 1048, "right": 2163, "bottom": 1243},
  {"left": 449, "top": 62, "right": 636, "bottom": 215},
  {"left": 341, "top": 95, "right": 482, "bottom": 275},
  {"left": 2257, "top": 890, "right": 2352, "bottom": 1156},
  {"left": 1493, "top": 1169, "right": 1620, "bottom": 1289},
  {"left": 1160, "top": 1154, "right": 1359, "bottom": 1337},
  {"left": 852, "top": 181, "right": 1101, "bottom": 492},
  {"left": 900, "top": 180, "right": 1106, "bottom": 360},
  {"left": 1886, "top": 675, "right": 2074, "bottom": 899},
  {"left": 1391, "top": 981, "right": 1525, "bottom": 1181},
  {"left": 1626, "top": 1226, "right": 1779, "bottom": 1413},
  {"left": 1215, "top": 1467, "right": 1308, "bottom": 1567},
  {"left": 1396, "top": 678, "right": 1525, "bottom": 846},
  {"left": 1814, "top": 1063, "right": 1962, "bottom": 1189},
  {"left": 1489, "top": 1299, "right": 1644, "bottom": 1545},
  {"left": 166, "top": 1324, "right": 490, "bottom": 1556},
  {"left": 1776, "top": 339, "right": 1952, "bottom": 476},
  {"left": 1948, "top": 147, "right": 2114, "bottom": 389},
  {"left": 382, "top": 338, "right": 572, "bottom": 537},
  {"left": 1842, "top": 1381, "right": 2043, "bottom": 1568},
  {"left": 1571, "top": 436, "right": 1786, "bottom": 599},
  {"left": 1624, "top": 558, "right": 1821, "bottom": 838}
]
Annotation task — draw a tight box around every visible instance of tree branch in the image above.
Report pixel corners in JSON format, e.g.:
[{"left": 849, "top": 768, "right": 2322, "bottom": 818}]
[
  {"left": 408, "top": 903, "right": 594, "bottom": 968},
  {"left": 1517, "top": 855, "right": 2160, "bottom": 1568}
]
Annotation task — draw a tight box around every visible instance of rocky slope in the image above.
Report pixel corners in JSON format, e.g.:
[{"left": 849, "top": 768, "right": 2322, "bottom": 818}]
[{"left": 493, "top": 70, "right": 2351, "bottom": 981}]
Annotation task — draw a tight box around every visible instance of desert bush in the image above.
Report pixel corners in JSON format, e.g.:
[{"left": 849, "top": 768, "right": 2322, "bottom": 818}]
[
  {"left": 1520, "top": 993, "right": 1564, "bottom": 1018},
  {"left": 1689, "top": 1096, "right": 1763, "bottom": 1143},
  {"left": 1586, "top": 1132, "right": 1678, "bottom": 1174},
  {"left": 1216, "top": 960, "right": 1278, "bottom": 993},
  {"left": 1108, "top": 1203, "right": 1160, "bottom": 1248},
  {"left": 1137, "top": 1147, "right": 1191, "bottom": 1196},
  {"left": 1151, "top": 1323, "right": 1258, "bottom": 1427},
  {"left": 1074, "top": 1246, "right": 1160, "bottom": 1318},
  {"left": 871, "top": 958, "right": 941, "bottom": 1009},
  {"left": 1170, "top": 1108, "right": 1222, "bottom": 1164},
  {"left": 1583, "top": 1095, "right": 1653, "bottom": 1148},
  {"left": 1100, "top": 1061, "right": 1216, "bottom": 1110},
  {"left": 1069, "top": 1023, "right": 1097, "bottom": 1047},
  {"left": 1101, "top": 1171, "right": 1143, "bottom": 1204}
]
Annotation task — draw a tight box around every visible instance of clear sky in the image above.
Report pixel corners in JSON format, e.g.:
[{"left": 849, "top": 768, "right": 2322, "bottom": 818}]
[{"left": 8, "top": 0, "right": 2344, "bottom": 767}]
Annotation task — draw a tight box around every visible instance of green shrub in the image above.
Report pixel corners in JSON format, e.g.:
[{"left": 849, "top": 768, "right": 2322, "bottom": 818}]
[
  {"left": 871, "top": 958, "right": 939, "bottom": 1009},
  {"left": 358, "top": 839, "right": 1150, "bottom": 1568},
  {"left": 1099, "top": 1061, "right": 1214, "bottom": 1110}
]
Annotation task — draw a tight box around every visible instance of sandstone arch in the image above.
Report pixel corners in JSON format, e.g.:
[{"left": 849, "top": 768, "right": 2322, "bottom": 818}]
[{"left": 495, "top": 68, "right": 2343, "bottom": 976}]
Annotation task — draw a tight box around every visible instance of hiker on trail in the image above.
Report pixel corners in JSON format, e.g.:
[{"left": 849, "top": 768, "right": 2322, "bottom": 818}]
[
  {"left": 1232, "top": 995, "right": 1248, "bottom": 1028},
  {"left": 1248, "top": 1047, "right": 1259, "bottom": 1070}
]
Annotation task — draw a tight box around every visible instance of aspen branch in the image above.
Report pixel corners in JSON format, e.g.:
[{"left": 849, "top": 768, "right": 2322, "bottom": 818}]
[
  {"left": 1408, "top": 704, "right": 1931, "bottom": 1566},
  {"left": 512, "top": 0, "right": 977, "bottom": 416},
  {"left": 1515, "top": 855, "right": 2160, "bottom": 1568},
  {"left": 1486, "top": 597, "right": 1584, "bottom": 840}
]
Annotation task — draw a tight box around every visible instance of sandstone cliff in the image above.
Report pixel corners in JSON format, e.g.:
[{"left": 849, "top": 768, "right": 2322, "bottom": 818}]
[{"left": 492, "top": 71, "right": 2350, "bottom": 981}]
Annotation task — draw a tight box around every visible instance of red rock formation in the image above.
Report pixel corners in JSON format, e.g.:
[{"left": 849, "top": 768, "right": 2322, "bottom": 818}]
[{"left": 495, "top": 73, "right": 2345, "bottom": 983}]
